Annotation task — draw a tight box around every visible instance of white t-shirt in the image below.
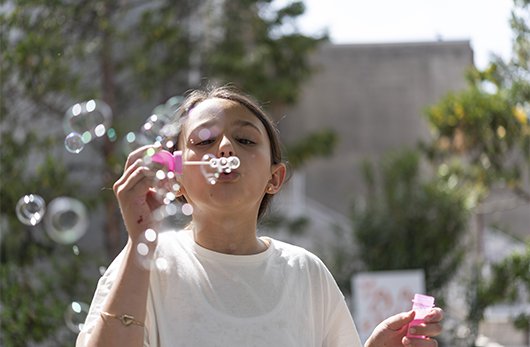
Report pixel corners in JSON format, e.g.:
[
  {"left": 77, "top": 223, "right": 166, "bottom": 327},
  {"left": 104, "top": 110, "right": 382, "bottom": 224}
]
[{"left": 77, "top": 229, "right": 362, "bottom": 347}]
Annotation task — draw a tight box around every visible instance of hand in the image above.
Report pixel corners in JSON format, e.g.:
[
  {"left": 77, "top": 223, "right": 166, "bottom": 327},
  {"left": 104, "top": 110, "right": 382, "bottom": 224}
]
[
  {"left": 364, "top": 308, "right": 443, "bottom": 347},
  {"left": 113, "top": 145, "right": 163, "bottom": 241}
]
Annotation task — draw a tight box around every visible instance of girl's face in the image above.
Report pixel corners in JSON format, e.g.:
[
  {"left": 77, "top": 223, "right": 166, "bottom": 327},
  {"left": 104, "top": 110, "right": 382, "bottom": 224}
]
[{"left": 177, "top": 98, "right": 285, "bottom": 218}]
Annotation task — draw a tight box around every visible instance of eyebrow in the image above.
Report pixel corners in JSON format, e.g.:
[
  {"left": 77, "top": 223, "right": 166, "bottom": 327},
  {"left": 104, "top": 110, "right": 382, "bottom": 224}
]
[
  {"left": 232, "top": 119, "right": 263, "bottom": 134},
  {"left": 188, "top": 118, "right": 263, "bottom": 136}
]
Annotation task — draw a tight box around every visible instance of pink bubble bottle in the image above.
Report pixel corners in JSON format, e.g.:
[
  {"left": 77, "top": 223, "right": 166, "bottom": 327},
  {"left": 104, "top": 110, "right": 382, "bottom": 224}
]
[{"left": 407, "top": 293, "right": 435, "bottom": 339}]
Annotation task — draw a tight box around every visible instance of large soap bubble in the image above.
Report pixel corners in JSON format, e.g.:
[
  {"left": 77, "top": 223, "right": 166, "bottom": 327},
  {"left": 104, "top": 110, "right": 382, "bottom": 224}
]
[
  {"left": 64, "top": 99, "right": 112, "bottom": 144},
  {"left": 64, "top": 132, "right": 85, "bottom": 153},
  {"left": 44, "top": 197, "right": 88, "bottom": 244},
  {"left": 64, "top": 301, "right": 89, "bottom": 333},
  {"left": 15, "top": 194, "right": 46, "bottom": 226}
]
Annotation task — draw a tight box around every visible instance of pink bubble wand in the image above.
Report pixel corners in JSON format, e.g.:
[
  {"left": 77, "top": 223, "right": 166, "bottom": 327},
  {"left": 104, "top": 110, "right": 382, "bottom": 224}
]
[{"left": 151, "top": 150, "right": 240, "bottom": 175}]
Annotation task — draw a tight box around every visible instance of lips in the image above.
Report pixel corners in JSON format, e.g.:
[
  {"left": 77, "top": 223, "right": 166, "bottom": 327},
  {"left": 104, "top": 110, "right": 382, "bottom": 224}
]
[{"left": 216, "top": 171, "right": 240, "bottom": 182}]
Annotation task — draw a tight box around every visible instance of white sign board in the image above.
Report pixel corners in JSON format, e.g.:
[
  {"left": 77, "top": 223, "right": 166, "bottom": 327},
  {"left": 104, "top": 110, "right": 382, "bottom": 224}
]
[{"left": 351, "top": 270, "right": 425, "bottom": 342}]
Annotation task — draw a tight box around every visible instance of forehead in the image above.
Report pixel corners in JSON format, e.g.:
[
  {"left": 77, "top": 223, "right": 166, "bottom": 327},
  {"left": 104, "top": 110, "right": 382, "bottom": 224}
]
[{"left": 184, "top": 98, "right": 266, "bottom": 133}]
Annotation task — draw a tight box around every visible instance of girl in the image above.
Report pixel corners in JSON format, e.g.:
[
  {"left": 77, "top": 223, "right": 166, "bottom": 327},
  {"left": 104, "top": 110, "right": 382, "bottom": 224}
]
[{"left": 77, "top": 86, "right": 443, "bottom": 347}]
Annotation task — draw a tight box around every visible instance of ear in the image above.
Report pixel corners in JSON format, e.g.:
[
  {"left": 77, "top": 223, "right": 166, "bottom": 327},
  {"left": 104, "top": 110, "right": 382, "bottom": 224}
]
[{"left": 266, "top": 163, "right": 287, "bottom": 194}]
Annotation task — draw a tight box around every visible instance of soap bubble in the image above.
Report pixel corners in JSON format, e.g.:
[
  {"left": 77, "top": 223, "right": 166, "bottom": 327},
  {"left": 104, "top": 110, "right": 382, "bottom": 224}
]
[
  {"left": 181, "top": 203, "right": 193, "bottom": 216},
  {"left": 44, "top": 197, "right": 88, "bottom": 244},
  {"left": 122, "top": 131, "right": 151, "bottom": 155},
  {"left": 200, "top": 153, "right": 219, "bottom": 185},
  {"left": 16, "top": 194, "right": 46, "bottom": 226},
  {"left": 64, "top": 132, "right": 85, "bottom": 153},
  {"left": 64, "top": 301, "right": 89, "bottom": 333},
  {"left": 64, "top": 99, "right": 112, "bottom": 144},
  {"left": 141, "top": 114, "right": 170, "bottom": 142},
  {"left": 136, "top": 242, "right": 149, "bottom": 256},
  {"left": 164, "top": 95, "right": 184, "bottom": 115},
  {"left": 144, "top": 228, "right": 157, "bottom": 242}
]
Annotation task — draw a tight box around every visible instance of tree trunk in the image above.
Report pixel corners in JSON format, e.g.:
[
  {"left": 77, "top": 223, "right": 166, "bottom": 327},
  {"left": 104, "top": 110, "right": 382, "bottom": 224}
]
[{"left": 100, "top": 0, "right": 122, "bottom": 259}]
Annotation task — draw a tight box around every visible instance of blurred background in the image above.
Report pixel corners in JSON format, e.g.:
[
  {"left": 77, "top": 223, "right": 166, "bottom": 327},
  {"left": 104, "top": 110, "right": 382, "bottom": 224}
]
[{"left": 1, "top": 0, "right": 529, "bottom": 346}]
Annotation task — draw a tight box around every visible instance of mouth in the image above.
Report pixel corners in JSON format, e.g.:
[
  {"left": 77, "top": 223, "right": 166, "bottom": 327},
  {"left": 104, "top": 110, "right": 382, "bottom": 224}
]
[{"left": 216, "top": 171, "right": 240, "bottom": 182}]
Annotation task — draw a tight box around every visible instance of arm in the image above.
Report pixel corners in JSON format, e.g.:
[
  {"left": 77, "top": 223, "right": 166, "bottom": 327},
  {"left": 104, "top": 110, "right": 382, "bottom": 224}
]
[
  {"left": 80, "top": 146, "right": 162, "bottom": 347},
  {"left": 364, "top": 308, "right": 443, "bottom": 347}
]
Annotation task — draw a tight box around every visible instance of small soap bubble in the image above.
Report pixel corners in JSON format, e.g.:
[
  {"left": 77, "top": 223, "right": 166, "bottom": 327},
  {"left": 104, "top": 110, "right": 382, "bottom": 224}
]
[
  {"left": 86, "top": 99, "right": 96, "bottom": 112},
  {"left": 144, "top": 228, "right": 157, "bottom": 242},
  {"left": 44, "top": 197, "right": 88, "bottom": 244},
  {"left": 81, "top": 131, "right": 92, "bottom": 144},
  {"left": 64, "top": 301, "right": 89, "bottom": 333},
  {"left": 122, "top": 132, "right": 151, "bottom": 155},
  {"left": 65, "top": 132, "right": 85, "bottom": 153},
  {"left": 136, "top": 242, "right": 149, "bottom": 256},
  {"left": 198, "top": 128, "right": 212, "bottom": 141},
  {"left": 155, "top": 170, "right": 166, "bottom": 181},
  {"left": 181, "top": 203, "right": 193, "bottom": 216},
  {"left": 72, "top": 103, "right": 82, "bottom": 116},
  {"left": 94, "top": 124, "right": 106, "bottom": 137},
  {"left": 163, "top": 192, "right": 176, "bottom": 205},
  {"left": 200, "top": 153, "right": 219, "bottom": 185},
  {"left": 126, "top": 132, "right": 136, "bottom": 143},
  {"left": 98, "top": 266, "right": 107, "bottom": 276},
  {"left": 106, "top": 128, "right": 117, "bottom": 142},
  {"left": 16, "top": 194, "right": 46, "bottom": 226},
  {"left": 72, "top": 245, "right": 80, "bottom": 256}
]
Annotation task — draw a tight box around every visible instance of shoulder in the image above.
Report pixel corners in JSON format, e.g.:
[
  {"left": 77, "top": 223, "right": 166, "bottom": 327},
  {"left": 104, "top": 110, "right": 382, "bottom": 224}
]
[{"left": 268, "top": 238, "right": 330, "bottom": 273}]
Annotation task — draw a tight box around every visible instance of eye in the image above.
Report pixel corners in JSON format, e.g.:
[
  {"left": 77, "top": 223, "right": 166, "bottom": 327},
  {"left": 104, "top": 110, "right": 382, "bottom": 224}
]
[
  {"left": 197, "top": 138, "right": 216, "bottom": 146},
  {"left": 237, "top": 138, "right": 255, "bottom": 145},
  {"left": 189, "top": 137, "right": 215, "bottom": 146}
]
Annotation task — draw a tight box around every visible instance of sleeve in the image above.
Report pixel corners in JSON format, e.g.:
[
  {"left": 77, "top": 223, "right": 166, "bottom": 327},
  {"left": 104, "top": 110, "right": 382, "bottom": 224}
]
[
  {"left": 316, "top": 259, "right": 363, "bottom": 347},
  {"left": 75, "top": 250, "right": 153, "bottom": 347},
  {"left": 323, "top": 297, "right": 363, "bottom": 347}
]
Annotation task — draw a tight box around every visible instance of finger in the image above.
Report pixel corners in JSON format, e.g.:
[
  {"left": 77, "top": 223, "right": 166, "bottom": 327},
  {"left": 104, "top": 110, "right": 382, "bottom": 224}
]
[
  {"left": 116, "top": 166, "right": 155, "bottom": 198},
  {"left": 384, "top": 310, "right": 416, "bottom": 331},
  {"left": 408, "top": 322, "right": 443, "bottom": 338},
  {"left": 424, "top": 307, "right": 444, "bottom": 323},
  {"left": 114, "top": 158, "right": 146, "bottom": 192},
  {"left": 124, "top": 144, "right": 157, "bottom": 170},
  {"left": 403, "top": 336, "right": 438, "bottom": 347}
]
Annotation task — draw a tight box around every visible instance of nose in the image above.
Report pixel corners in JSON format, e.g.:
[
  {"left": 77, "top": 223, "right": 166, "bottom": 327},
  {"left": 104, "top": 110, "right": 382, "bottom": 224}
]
[{"left": 217, "top": 135, "right": 234, "bottom": 158}]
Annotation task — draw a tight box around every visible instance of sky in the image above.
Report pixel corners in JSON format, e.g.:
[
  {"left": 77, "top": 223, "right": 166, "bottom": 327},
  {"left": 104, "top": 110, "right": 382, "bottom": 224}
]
[{"left": 296, "top": 0, "right": 514, "bottom": 69}]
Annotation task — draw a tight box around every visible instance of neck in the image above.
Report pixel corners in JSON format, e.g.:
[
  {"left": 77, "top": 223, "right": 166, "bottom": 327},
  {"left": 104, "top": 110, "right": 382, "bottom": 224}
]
[{"left": 190, "top": 211, "right": 267, "bottom": 255}]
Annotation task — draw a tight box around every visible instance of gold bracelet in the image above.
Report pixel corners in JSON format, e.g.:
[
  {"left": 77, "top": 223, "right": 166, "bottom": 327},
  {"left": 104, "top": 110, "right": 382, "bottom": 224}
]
[{"left": 100, "top": 311, "right": 144, "bottom": 327}]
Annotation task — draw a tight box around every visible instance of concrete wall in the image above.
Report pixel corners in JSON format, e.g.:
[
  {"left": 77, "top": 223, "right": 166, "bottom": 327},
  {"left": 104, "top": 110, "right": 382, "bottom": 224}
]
[{"left": 279, "top": 40, "right": 474, "bottom": 216}]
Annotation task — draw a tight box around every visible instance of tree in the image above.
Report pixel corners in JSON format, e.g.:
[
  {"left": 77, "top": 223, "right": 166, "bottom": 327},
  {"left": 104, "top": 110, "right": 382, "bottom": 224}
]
[
  {"left": 474, "top": 244, "right": 530, "bottom": 346},
  {"left": 350, "top": 150, "right": 469, "bottom": 300},
  {"left": 1, "top": 0, "right": 327, "bottom": 344},
  {"left": 422, "top": 0, "right": 529, "bottom": 344}
]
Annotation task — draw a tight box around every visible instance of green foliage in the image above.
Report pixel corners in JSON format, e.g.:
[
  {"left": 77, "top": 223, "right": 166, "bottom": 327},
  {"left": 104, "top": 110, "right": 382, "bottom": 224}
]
[
  {"left": 204, "top": 1, "right": 326, "bottom": 104},
  {"left": 1, "top": 0, "right": 326, "bottom": 344},
  {"left": 285, "top": 129, "right": 338, "bottom": 169},
  {"left": 0, "top": 131, "right": 96, "bottom": 346},
  {"left": 422, "top": 1, "right": 530, "bottom": 343},
  {"left": 424, "top": 85, "right": 530, "bottom": 202},
  {"left": 475, "top": 245, "right": 530, "bottom": 335},
  {"left": 423, "top": 0, "right": 530, "bottom": 204},
  {"left": 352, "top": 150, "right": 469, "bottom": 297}
]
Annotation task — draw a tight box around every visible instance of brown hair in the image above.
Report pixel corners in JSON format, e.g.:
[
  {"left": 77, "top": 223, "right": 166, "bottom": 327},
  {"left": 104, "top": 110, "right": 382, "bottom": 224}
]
[{"left": 171, "top": 85, "right": 284, "bottom": 221}]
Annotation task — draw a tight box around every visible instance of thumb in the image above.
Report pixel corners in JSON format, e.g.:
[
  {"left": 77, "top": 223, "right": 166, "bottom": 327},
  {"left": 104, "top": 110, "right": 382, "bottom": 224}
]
[{"left": 385, "top": 310, "right": 416, "bottom": 331}]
